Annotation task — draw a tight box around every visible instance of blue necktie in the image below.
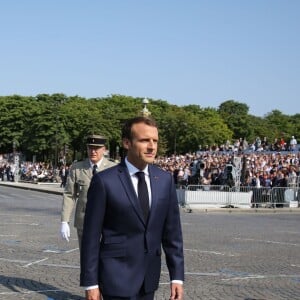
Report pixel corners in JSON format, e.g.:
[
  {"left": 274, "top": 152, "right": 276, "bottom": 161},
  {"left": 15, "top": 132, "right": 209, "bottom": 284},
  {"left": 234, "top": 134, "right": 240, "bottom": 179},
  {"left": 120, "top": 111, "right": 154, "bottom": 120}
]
[
  {"left": 92, "top": 164, "right": 98, "bottom": 175},
  {"left": 136, "top": 172, "right": 149, "bottom": 221}
]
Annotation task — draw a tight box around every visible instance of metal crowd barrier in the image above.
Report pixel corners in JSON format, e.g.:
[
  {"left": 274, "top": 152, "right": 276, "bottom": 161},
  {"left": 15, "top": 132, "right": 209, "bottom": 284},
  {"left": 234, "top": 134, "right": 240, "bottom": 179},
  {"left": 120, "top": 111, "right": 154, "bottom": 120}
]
[
  {"left": 251, "top": 187, "right": 300, "bottom": 208},
  {"left": 288, "top": 175, "right": 300, "bottom": 187},
  {"left": 177, "top": 185, "right": 300, "bottom": 211}
]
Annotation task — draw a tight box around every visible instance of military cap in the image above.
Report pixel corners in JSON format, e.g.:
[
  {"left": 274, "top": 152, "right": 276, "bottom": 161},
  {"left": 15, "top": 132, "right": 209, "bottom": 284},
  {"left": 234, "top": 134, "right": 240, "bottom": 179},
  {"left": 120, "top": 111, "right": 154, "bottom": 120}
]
[{"left": 86, "top": 135, "right": 106, "bottom": 147}]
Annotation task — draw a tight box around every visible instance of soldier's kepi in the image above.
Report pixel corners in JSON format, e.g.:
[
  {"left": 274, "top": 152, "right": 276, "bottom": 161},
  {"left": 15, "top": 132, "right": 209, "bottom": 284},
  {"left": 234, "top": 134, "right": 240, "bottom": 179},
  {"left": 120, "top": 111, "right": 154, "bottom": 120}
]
[{"left": 86, "top": 135, "right": 106, "bottom": 147}]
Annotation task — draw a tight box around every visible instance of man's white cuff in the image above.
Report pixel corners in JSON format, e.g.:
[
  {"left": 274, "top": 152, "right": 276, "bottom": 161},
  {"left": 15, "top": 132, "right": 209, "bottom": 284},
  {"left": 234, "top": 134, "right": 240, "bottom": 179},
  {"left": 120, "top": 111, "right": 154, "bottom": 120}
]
[
  {"left": 171, "top": 280, "right": 183, "bottom": 284},
  {"left": 84, "top": 285, "right": 99, "bottom": 290}
]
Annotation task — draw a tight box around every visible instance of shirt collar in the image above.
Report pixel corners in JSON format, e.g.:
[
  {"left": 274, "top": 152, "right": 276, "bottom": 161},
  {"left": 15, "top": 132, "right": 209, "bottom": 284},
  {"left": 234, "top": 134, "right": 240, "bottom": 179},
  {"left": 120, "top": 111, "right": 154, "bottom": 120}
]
[
  {"left": 89, "top": 158, "right": 103, "bottom": 169},
  {"left": 125, "top": 157, "right": 149, "bottom": 177}
]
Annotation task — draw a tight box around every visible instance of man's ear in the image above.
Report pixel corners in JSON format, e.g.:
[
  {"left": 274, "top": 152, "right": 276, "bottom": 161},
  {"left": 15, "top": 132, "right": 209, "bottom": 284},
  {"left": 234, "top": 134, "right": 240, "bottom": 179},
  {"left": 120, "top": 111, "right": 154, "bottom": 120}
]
[{"left": 122, "top": 138, "right": 130, "bottom": 150}]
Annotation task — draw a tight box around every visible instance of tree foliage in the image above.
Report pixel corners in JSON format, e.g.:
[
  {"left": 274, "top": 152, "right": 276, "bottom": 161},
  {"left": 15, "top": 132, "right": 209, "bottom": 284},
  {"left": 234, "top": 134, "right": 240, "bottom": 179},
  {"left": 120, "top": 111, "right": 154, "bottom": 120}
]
[
  {"left": 218, "top": 100, "right": 251, "bottom": 139},
  {"left": 0, "top": 94, "right": 299, "bottom": 165}
]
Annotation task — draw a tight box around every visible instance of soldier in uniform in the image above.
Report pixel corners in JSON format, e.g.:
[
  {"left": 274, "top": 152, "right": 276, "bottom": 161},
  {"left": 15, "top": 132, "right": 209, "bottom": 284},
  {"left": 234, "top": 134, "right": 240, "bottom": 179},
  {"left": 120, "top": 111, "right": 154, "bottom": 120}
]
[{"left": 60, "top": 134, "right": 116, "bottom": 249}]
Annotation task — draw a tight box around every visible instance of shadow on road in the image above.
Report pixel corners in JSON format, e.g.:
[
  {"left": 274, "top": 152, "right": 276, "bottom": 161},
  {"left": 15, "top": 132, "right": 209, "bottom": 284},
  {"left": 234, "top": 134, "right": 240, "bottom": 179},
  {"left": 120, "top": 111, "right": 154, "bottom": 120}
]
[{"left": 0, "top": 275, "right": 84, "bottom": 300}]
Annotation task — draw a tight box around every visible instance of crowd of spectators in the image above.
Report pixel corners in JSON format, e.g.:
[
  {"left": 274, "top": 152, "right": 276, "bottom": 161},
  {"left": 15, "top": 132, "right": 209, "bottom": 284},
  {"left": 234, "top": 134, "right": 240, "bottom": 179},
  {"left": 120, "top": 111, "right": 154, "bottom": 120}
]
[
  {"left": 156, "top": 151, "right": 299, "bottom": 188},
  {"left": 154, "top": 136, "right": 300, "bottom": 189},
  {"left": 0, "top": 161, "right": 71, "bottom": 185},
  {"left": 197, "top": 135, "right": 298, "bottom": 153},
  {"left": 0, "top": 161, "right": 58, "bottom": 183},
  {"left": 19, "top": 162, "right": 59, "bottom": 182}
]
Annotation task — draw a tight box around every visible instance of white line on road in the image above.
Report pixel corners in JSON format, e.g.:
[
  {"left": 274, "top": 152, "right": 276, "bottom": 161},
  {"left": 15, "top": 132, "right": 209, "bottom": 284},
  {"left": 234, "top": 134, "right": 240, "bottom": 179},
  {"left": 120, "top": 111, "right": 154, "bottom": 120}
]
[
  {"left": 184, "top": 248, "right": 235, "bottom": 256},
  {"left": 234, "top": 237, "right": 300, "bottom": 246},
  {"left": 43, "top": 250, "right": 64, "bottom": 253},
  {"left": 43, "top": 248, "right": 79, "bottom": 254},
  {"left": 65, "top": 247, "right": 79, "bottom": 253},
  {"left": 0, "top": 222, "right": 39, "bottom": 226},
  {"left": 0, "top": 257, "right": 30, "bottom": 263},
  {"left": 161, "top": 271, "right": 220, "bottom": 276},
  {"left": 0, "top": 234, "right": 17, "bottom": 237},
  {"left": 0, "top": 214, "right": 33, "bottom": 217},
  {"left": 22, "top": 257, "right": 48, "bottom": 267},
  {"left": 278, "top": 231, "right": 300, "bottom": 235},
  {"left": 221, "top": 274, "right": 300, "bottom": 281},
  {"left": 0, "top": 289, "right": 63, "bottom": 295},
  {"left": 185, "top": 272, "right": 221, "bottom": 276},
  {"left": 42, "top": 263, "right": 80, "bottom": 269}
]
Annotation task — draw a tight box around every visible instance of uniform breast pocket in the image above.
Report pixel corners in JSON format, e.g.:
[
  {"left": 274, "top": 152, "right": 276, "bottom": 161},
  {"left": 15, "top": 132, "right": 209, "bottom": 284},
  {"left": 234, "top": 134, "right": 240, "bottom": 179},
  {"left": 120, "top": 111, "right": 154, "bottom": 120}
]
[{"left": 77, "top": 180, "right": 89, "bottom": 197}]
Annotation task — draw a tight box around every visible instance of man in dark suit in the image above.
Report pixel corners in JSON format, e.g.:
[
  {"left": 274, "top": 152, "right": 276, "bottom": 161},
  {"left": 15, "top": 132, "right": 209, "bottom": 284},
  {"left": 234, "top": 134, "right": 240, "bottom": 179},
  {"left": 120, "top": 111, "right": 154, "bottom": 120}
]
[{"left": 80, "top": 116, "right": 184, "bottom": 300}]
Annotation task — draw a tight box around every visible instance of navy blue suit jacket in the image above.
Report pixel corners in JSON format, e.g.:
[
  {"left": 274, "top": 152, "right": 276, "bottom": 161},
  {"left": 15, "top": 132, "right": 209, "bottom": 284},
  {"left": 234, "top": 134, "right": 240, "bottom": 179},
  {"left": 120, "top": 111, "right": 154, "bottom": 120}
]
[{"left": 80, "top": 161, "right": 184, "bottom": 297}]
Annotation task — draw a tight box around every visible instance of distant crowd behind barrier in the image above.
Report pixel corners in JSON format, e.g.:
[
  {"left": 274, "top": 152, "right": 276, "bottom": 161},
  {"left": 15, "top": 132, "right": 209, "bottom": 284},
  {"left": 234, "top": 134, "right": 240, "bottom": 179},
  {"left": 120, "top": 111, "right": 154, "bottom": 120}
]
[
  {"left": 0, "top": 161, "right": 68, "bottom": 185},
  {"left": 154, "top": 140, "right": 300, "bottom": 209},
  {"left": 154, "top": 142, "right": 300, "bottom": 190}
]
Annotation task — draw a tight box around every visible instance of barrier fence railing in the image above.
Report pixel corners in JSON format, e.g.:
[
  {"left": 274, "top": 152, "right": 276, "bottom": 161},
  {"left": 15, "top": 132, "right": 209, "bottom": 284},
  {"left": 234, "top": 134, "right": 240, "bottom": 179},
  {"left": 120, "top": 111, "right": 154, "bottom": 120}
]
[
  {"left": 176, "top": 185, "right": 300, "bottom": 210},
  {"left": 288, "top": 175, "right": 300, "bottom": 187}
]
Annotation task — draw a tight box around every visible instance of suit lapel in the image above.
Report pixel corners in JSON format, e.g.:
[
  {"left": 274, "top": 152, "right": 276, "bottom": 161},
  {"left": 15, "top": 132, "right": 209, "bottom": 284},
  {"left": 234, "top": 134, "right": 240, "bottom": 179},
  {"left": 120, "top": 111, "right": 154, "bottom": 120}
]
[{"left": 117, "top": 163, "right": 146, "bottom": 225}]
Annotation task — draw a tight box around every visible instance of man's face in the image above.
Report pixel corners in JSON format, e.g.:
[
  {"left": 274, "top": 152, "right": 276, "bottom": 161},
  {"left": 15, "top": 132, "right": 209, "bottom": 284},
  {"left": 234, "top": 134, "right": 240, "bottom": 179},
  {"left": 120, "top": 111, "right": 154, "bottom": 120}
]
[
  {"left": 123, "top": 122, "right": 158, "bottom": 170},
  {"left": 87, "top": 145, "right": 106, "bottom": 164}
]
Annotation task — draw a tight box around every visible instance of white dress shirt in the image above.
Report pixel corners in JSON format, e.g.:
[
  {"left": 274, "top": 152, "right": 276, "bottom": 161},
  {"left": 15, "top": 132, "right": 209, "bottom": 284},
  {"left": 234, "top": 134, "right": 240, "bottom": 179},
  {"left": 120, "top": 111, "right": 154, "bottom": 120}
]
[
  {"left": 89, "top": 158, "right": 103, "bottom": 170},
  {"left": 125, "top": 157, "right": 152, "bottom": 207}
]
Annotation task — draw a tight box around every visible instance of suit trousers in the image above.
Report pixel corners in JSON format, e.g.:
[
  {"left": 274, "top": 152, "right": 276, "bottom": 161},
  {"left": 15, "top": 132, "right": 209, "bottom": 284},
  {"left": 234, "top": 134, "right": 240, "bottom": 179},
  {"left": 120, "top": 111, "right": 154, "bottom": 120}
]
[
  {"left": 103, "top": 284, "right": 155, "bottom": 300},
  {"left": 102, "top": 292, "right": 154, "bottom": 300}
]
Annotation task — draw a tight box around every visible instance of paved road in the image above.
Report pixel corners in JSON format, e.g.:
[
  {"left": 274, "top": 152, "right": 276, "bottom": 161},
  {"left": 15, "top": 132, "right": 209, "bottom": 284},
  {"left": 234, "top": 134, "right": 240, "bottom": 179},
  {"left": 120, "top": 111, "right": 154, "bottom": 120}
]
[{"left": 0, "top": 184, "right": 300, "bottom": 300}]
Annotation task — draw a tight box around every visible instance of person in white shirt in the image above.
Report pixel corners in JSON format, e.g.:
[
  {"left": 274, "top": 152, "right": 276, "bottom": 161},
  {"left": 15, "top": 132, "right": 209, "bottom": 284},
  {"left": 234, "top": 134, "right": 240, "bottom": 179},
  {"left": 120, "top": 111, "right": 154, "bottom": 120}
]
[{"left": 290, "top": 136, "right": 297, "bottom": 151}]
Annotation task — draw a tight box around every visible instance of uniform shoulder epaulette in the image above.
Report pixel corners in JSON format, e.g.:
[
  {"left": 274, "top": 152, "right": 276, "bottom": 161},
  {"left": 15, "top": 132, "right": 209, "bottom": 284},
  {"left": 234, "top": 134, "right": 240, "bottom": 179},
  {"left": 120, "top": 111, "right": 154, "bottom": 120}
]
[{"left": 71, "top": 160, "right": 81, "bottom": 168}]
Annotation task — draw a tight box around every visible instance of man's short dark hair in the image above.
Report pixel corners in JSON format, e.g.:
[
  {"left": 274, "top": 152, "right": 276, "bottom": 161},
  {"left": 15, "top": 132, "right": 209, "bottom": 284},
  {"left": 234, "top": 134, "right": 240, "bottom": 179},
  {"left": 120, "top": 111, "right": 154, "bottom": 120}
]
[{"left": 121, "top": 116, "right": 157, "bottom": 140}]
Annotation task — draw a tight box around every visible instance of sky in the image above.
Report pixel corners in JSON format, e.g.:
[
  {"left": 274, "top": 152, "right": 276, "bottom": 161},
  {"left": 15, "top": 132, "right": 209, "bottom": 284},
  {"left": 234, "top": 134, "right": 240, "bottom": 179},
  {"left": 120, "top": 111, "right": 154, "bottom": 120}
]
[{"left": 1, "top": 0, "right": 299, "bottom": 117}]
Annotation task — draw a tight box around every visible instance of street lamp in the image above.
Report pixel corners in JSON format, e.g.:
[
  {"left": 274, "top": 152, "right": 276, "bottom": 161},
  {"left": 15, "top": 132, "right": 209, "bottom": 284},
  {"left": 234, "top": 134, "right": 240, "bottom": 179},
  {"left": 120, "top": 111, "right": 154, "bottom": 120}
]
[
  {"left": 12, "top": 140, "right": 19, "bottom": 182},
  {"left": 174, "top": 134, "right": 177, "bottom": 155},
  {"left": 12, "top": 140, "right": 16, "bottom": 156},
  {"left": 140, "top": 98, "right": 151, "bottom": 117},
  {"left": 116, "top": 145, "right": 120, "bottom": 161},
  {"left": 54, "top": 99, "right": 63, "bottom": 171}
]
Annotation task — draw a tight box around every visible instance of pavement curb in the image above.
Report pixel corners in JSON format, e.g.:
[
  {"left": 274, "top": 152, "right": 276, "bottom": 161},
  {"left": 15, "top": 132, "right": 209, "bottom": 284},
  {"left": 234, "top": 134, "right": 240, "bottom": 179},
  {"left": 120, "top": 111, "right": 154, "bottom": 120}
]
[{"left": 0, "top": 182, "right": 63, "bottom": 195}]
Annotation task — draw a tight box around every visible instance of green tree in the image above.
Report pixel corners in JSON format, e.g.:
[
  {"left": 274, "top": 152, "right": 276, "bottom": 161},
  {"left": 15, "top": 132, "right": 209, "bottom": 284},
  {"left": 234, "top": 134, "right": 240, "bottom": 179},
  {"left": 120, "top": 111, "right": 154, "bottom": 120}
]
[
  {"left": 22, "top": 94, "right": 69, "bottom": 164},
  {"left": 218, "top": 100, "right": 251, "bottom": 139},
  {"left": 0, "top": 95, "right": 33, "bottom": 153},
  {"left": 182, "top": 105, "right": 233, "bottom": 150},
  {"left": 290, "top": 114, "right": 300, "bottom": 140},
  {"left": 264, "top": 110, "right": 294, "bottom": 142}
]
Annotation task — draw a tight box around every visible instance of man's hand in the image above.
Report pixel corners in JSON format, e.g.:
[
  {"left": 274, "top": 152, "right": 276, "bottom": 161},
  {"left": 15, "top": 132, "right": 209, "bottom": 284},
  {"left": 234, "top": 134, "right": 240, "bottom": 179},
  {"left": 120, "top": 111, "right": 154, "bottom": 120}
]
[
  {"left": 85, "top": 287, "right": 101, "bottom": 300},
  {"left": 170, "top": 282, "right": 183, "bottom": 300},
  {"left": 60, "top": 222, "right": 70, "bottom": 242}
]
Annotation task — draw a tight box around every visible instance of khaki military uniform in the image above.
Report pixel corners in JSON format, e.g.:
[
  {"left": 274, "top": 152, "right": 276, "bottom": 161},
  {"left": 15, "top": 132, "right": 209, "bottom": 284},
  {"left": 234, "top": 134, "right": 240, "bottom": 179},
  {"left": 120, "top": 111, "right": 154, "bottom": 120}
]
[{"left": 61, "top": 157, "right": 116, "bottom": 247}]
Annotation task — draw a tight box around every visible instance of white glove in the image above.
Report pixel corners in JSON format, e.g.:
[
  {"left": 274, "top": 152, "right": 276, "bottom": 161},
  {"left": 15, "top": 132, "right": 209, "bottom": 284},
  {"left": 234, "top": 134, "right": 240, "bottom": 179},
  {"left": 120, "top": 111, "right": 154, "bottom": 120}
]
[{"left": 60, "top": 222, "right": 70, "bottom": 242}]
